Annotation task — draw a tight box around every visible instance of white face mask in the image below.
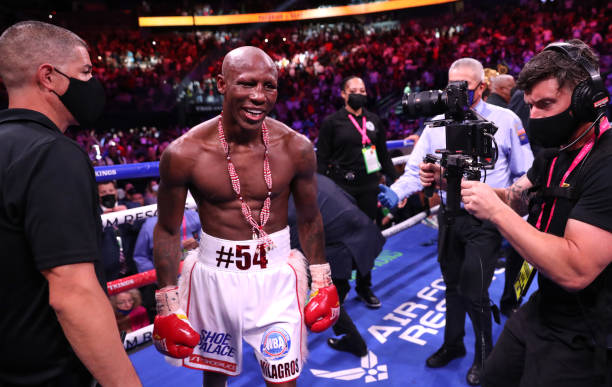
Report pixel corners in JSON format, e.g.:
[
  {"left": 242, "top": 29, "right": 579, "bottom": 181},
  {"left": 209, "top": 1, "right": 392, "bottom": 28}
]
[{"left": 151, "top": 184, "right": 159, "bottom": 192}]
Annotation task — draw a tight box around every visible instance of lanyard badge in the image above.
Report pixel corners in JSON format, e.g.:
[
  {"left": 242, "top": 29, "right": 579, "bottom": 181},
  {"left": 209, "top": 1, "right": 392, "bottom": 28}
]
[
  {"left": 514, "top": 260, "right": 535, "bottom": 301},
  {"left": 362, "top": 146, "right": 381, "bottom": 174},
  {"left": 348, "top": 114, "right": 381, "bottom": 174}
]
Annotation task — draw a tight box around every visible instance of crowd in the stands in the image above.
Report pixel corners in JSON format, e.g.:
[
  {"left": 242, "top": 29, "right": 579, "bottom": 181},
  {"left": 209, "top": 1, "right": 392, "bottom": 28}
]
[{"left": 2, "top": 0, "right": 610, "bottom": 150}]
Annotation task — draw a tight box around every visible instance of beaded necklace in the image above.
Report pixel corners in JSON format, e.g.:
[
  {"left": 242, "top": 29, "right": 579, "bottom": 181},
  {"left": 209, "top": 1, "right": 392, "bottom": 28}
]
[{"left": 217, "top": 113, "right": 274, "bottom": 250}]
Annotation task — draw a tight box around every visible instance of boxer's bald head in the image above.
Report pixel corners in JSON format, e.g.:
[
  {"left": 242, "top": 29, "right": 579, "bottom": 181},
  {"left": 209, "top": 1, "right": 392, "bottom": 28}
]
[
  {"left": 217, "top": 46, "right": 279, "bottom": 131},
  {"left": 221, "top": 46, "right": 277, "bottom": 83}
]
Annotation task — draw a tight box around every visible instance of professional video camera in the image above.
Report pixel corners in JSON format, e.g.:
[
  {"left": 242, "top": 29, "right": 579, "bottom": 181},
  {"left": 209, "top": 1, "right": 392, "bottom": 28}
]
[{"left": 402, "top": 81, "right": 499, "bottom": 222}]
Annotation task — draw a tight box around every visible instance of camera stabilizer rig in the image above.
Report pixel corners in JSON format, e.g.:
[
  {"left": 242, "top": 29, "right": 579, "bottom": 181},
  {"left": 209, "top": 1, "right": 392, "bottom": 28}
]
[{"left": 402, "top": 81, "right": 499, "bottom": 222}]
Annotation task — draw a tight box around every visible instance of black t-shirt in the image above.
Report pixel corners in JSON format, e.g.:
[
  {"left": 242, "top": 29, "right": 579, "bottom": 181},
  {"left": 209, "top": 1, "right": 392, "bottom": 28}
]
[
  {"left": 527, "top": 129, "right": 612, "bottom": 321},
  {"left": 316, "top": 107, "right": 397, "bottom": 187},
  {"left": 0, "top": 109, "right": 104, "bottom": 384}
]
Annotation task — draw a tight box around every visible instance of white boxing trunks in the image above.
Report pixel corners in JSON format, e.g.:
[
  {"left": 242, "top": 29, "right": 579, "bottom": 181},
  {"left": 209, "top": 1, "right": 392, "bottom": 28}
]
[{"left": 178, "top": 227, "right": 308, "bottom": 383}]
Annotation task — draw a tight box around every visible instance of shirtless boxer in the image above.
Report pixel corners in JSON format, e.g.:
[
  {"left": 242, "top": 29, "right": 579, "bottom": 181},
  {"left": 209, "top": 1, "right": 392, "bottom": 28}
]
[{"left": 152, "top": 46, "right": 340, "bottom": 387}]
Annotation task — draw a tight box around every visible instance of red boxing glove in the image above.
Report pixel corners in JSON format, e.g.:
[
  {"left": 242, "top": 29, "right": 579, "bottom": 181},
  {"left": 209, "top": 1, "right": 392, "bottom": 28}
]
[
  {"left": 305, "top": 284, "right": 340, "bottom": 332},
  {"left": 305, "top": 263, "right": 340, "bottom": 333},
  {"left": 153, "top": 286, "right": 200, "bottom": 359}
]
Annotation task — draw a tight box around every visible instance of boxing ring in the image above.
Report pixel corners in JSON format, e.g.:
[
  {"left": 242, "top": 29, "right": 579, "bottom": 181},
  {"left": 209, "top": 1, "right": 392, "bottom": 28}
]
[{"left": 98, "top": 140, "right": 517, "bottom": 386}]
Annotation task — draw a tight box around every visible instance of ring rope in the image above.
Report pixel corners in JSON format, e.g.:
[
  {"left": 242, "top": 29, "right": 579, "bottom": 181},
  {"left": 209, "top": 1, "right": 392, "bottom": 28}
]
[
  {"left": 381, "top": 205, "right": 439, "bottom": 238},
  {"left": 101, "top": 197, "right": 197, "bottom": 228},
  {"left": 391, "top": 154, "right": 411, "bottom": 165}
]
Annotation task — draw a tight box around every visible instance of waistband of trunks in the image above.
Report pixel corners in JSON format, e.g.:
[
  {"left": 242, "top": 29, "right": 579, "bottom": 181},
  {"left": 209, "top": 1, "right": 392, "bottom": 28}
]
[{"left": 195, "top": 226, "right": 291, "bottom": 272}]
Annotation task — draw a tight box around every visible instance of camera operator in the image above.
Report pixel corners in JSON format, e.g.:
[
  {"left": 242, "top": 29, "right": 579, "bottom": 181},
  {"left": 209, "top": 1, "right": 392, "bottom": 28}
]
[
  {"left": 379, "top": 58, "right": 534, "bottom": 385},
  {"left": 461, "top": 40, "right": 611, "bottom": 387},
  {"left": 317, "top": 75, "right": 397, "bottom": 309}
]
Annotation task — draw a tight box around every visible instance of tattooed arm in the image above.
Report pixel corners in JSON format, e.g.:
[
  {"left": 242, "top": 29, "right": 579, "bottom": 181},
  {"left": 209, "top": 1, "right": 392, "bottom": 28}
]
[
  {"left": 503, "top": 174, "right": 535, "bottom": 216},
  {"left": 154, "top": 144, "right": 190, "bottom": 287},
  {"left": 290, "top": 133, "right": 326, "bottom": 265},
  {"left": 490, "top": 174, "right": 535, "bottom": 217}
]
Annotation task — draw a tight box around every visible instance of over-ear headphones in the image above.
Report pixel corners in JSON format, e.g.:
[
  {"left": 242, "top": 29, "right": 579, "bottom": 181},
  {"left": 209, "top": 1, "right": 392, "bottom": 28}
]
[{"left": 544, "top": 42, "right": 609, "bottom": 123}]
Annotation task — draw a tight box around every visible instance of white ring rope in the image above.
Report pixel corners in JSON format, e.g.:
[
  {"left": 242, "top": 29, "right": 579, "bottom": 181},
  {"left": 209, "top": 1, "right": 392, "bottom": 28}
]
[
  {"left": 392, "top": 154, "right": 411, "bottom": 165},
  {"left": 124, "top": 324, "right": 154, "bottom": 351},
  {"left": 381, "top": 205, "right": 439, "bottom": 238},
  {"left": 101, "top": 196, "right": 197, "bottom": 227}
]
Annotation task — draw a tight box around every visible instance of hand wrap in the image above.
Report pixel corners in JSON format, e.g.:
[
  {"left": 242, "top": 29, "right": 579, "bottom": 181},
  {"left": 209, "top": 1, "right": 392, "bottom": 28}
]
[{"left": 153, "top": 286, "right": 200, "bottom": 359}]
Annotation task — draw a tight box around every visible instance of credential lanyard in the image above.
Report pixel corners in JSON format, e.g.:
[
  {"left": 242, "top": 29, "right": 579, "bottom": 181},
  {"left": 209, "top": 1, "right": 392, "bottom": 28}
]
[
  {"left": 536, "top": 117, "right": 610, "bottom": 232},
  {"left": 348, "top": 114, "right": 371, "bottom": 146}
]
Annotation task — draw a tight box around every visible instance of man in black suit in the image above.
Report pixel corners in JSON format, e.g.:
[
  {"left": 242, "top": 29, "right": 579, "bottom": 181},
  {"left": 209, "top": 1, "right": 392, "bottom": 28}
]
[{"left": 288, "top": 174, "right": 385, "bottom": 356}]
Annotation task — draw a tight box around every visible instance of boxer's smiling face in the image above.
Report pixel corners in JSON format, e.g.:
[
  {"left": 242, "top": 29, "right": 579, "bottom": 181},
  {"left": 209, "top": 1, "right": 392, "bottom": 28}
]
[{"left": 217, "top": 50, "right": 278, "bottom": 132}]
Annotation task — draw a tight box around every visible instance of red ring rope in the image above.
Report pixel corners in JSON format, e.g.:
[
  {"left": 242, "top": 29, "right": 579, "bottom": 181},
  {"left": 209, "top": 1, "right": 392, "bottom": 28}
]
[{"left": 107, "top": 261, "right": 184, "bottom": 295}]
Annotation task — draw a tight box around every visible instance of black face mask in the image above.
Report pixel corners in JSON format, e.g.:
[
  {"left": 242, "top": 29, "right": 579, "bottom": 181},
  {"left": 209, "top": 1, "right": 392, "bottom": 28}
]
[
  {"left": 101, "top": 194, "right": 116, "bottom": 209},
  {"left": 528, "top": 106, "right": 579, "bottom": 148},
  {"left": 52, "top": 68, "right": 106, "bottom": 127},
  {"left": 347, "top": 93, "right": 367, "bottom": 111}
]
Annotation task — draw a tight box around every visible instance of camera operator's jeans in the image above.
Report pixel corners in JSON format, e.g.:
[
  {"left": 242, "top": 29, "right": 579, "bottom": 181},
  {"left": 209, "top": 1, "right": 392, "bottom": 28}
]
[{"left": 437, "top": 210, "right": 501, "bottom": 366}]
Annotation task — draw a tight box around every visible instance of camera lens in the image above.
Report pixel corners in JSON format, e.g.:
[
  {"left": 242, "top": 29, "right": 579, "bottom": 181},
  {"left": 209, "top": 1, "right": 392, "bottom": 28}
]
[{"left": 401, "top": 89, "right": 447, "bottom": 118}]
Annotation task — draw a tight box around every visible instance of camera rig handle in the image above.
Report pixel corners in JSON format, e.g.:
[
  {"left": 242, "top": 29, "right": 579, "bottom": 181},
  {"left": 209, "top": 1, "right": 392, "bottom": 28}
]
[
  {"left": 444, "top": 154, "right": 469, "bottom": 224},
  {"left": 422, "top": 154, "right": 440, "bottom": 198}
]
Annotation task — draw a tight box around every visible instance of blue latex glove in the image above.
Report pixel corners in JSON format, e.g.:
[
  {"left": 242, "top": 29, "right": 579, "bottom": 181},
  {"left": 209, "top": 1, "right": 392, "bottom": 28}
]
[{"left": 378, "top": 184, "right": 399, "bottom": 209}]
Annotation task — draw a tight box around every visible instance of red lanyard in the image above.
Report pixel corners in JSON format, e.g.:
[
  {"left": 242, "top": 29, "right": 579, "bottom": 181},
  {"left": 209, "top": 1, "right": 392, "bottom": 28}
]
[
  {"left": 535, "top": 117, "right": 610, "bottom": 231},
  {"left": 181, "top": 217, "right": 187, "bottom": 241},
  {"left": 348, "top": 114, "right": 371, "bottom": 146}
]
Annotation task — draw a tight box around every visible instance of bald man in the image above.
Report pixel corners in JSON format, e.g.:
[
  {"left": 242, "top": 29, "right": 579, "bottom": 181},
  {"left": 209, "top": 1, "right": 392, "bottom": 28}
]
[
  {"left": 487, "top": 74, "right": 516, "bottom": 108},
  {"left": 0, "top": 21, "right": 141, "bottom": 386},
  {"left": 152, "top": 46, "right": 339, "bottom": 387}
]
